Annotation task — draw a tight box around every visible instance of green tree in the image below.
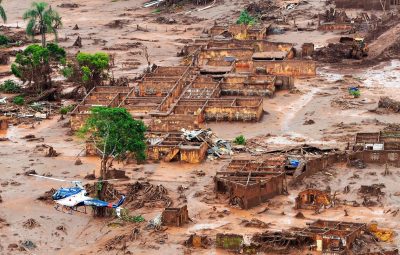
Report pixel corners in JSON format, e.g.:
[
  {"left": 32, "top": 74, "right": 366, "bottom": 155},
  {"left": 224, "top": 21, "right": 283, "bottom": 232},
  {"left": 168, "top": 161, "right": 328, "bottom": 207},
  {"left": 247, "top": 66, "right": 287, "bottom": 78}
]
[
  {"left": 23, "top": 2, "right": 62, "bottom": 47},
  {"left": 79, "top": 107, "right": 147, "bottom": 217},
  {"left": 79, "top": 107, "right": 147, "bottom": 178},
  {"left": 0, "top": 0, "right": 7, "bottom": 23},
  {"left": 76, "top": 52, "right": 110, "bottom": 91},
  {"left": 11, "top": 43, "right": 66, "bottom": 93},
  {"left": 236, "top": 10, "right": 256, "bottom": 25}
]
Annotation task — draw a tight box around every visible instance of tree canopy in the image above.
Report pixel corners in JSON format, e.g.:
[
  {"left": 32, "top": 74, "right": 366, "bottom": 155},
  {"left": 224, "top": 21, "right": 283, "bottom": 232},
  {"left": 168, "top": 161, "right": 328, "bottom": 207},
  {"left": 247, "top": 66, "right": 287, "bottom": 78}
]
[
  {"left": 76, "top": 52, "right": 110, "bottom": 91},
  {"left": 23, "top": 2, "right": 62, "bottom": 46},
  {"left": 79, "top": 107, "right": 147, "bottom": 178},
  {"left": 236, "top": 10, "right": 256, "bottom": 25},
  {"left": 11, "top": 43, "right": 66, "bottom": 93}
]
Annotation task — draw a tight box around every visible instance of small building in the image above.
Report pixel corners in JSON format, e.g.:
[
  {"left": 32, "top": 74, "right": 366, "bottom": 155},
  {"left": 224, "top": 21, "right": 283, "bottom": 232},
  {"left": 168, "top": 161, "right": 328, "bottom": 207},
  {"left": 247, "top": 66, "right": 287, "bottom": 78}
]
[
  {"left": 214, "top": 171, "right": 286, "bottom": 209},
  {"left": 161, "top": 205, "right": 189, "bottom": 227},
  {"left": 351, "top": 131, "right": 400, "bottom": 166},
  {"left": 253, "top": 220, "right": 366, "bottom": 253},
  {"left": 295, "top": 189, "right": 332, "bottom": 210},
  {"left": 147, "top": 132, "right": 209, "bottom": 163}
]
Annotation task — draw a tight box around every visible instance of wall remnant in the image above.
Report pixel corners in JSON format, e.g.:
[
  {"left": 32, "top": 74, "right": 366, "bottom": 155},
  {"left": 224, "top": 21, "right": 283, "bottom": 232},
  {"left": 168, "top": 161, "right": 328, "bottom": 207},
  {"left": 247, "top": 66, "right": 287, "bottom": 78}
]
[{"left": 161, "top": 205, "right": 189, "bottom": 227}]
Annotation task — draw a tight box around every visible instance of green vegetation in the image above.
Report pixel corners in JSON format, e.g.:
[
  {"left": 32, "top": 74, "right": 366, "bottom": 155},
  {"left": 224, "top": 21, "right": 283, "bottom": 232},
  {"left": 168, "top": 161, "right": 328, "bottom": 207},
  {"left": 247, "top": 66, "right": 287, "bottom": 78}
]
[
  {"left": 59, "top": 105, "right": 75, "bottom": 115},
  {"left": 0, "top": 34, "right": 9, "bottom": 45},
  {"left": 349, "top": 88, "right": 361, "bottom": 98},
  {"left": 23, "top": 2, "right": 62, "bottom": 47},
  {"left": 78, "top": 107, "right": 147, "bottom": 178},
  {"left": 233, "top": 135, "right": 246, "bottom": 145},
  {"left": 119, "top": 209, "right": 145, "bottom": 222},
  {"left": 236, "top": 10, "right": 256, "bottom": 25},
  {"left": 13, "top": 96, "right": 24, "bottom": 105},
  {"left": 11, "top": 43, "right": 66, "bottom": 93},
  {"left": 76, "top": 52, "right": 110, "bottom": 90},
  {"left": 0, "top": 80, "right": 21, "bottom": 93},
  {"left": 79, "top": 107, "right": 146, "bottom": 217},
  {"left": 0, "top": 0, "right": 7, "bottom": 23},
  {"left": 61, "top": 66, "right": 74, "bottom": 79}
]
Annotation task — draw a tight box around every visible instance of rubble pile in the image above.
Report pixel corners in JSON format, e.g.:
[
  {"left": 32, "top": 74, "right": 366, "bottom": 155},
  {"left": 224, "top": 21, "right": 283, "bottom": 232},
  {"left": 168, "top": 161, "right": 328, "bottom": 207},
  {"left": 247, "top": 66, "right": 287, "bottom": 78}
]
[
  {"left": 240, "top": 218, "right": 271, "bottom": 228},
  {"left": 378, "top": 97, "right": 400, "bottom": 113},
  {"left": 314, "top": 43, "right": 353, "bottom": 63},
  {"left": 34, "top": 144, "right": 59, "bottom": 157},
  {"left": 37, "top": 188, "right": 57, "bottom": 204},
  {"left": 22, "top": 218, "right": 40, "bottom": 229},
  {"left": 252, "top": 230, "right": 314, "bottom": 251},
  {"left": 184, "top": 234, "right": 212, "bottom": 248},
  {"left": 182, "top": 129, "right": 232, "bottom": 159},
  {"left": 124, "top": 181, "right": 173, "bottom": 209},
  {"left": 104, "top": 234, "right": 131, "bottom": 251}
]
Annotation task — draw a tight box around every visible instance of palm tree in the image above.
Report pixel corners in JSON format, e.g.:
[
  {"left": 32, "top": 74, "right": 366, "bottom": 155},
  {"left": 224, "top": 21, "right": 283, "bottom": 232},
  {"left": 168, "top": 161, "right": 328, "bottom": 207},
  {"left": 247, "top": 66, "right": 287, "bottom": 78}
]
[
  {"left": 0, "top": 0, "right": 7, "bottom": 23},
  {"left": 23, "top": 2, "right": 62, "bottom": 47}
]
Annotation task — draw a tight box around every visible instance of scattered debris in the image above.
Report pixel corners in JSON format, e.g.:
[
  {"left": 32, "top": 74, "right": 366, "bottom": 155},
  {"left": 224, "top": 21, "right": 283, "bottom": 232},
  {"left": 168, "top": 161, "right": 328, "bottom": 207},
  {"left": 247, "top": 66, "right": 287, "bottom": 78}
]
[
  {"left": 22, "top": 218, "right": 40, "bottom": 229},
  {"left": 378, "top": 97, "right": 400, "bottom": 113},
  {"left": 184, "top": 234, "right": 212, "bottom": 248},
  {"left": 74, "top": 158, "right": 82, "bottom": 165},
  {"left": 240, "top": 218, "right": 271, "bottom": 228}
]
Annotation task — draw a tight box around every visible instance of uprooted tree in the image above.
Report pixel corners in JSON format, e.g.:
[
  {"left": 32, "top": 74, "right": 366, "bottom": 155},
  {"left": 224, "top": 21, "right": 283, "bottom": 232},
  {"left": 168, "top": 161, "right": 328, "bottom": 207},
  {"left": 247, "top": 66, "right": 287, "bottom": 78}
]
[
  {"left": 78, "top": 107, "right": 147, "bottom": 216},
  {"left": 11, "top": 43, "right": 66, "bottom": 94}
]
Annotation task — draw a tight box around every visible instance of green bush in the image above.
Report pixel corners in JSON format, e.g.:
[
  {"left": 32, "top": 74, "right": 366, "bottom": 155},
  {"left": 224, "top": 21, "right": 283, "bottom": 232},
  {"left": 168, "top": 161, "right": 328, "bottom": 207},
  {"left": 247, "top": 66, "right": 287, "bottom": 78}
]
[
  {"left": 119, "top": 208, "right": 145, "bottom": 222},
  {"left": 0, "top": 35, "right": 9, "bottom": 45},
  {"left": 0, "top": 80, "right": 21, "bottom": 93},
  {"left": 59, "top": 105, "right": 75, "bottom": 115},
  {"left": 13, "top": 96, "right": 24, "bottom": 105},
  {"left": 234, "top": 135, "right": 246, "bottom": 145},
  {"left": 236, "top": 10, "right": 256, "bottom": 25},
  {"left": 350, "top": 90, "right": 361, "bottom": 98},
  {"left": 62, "top": 66, "right": 74, "bottom": 78}
]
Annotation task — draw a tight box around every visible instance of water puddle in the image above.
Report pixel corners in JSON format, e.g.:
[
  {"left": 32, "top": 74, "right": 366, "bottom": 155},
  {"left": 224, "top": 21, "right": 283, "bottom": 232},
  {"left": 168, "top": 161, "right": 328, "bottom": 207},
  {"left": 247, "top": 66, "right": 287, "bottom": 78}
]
[{"left": 359, "top": 60, "right": 400, "bottom": 88}]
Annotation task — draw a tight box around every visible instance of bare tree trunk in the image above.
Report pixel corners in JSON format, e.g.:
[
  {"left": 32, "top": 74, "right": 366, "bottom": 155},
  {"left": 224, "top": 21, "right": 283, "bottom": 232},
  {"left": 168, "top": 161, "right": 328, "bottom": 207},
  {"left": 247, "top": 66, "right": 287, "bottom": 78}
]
[{"left": 95, "top": 157, "right": 108, "bottom": 217}]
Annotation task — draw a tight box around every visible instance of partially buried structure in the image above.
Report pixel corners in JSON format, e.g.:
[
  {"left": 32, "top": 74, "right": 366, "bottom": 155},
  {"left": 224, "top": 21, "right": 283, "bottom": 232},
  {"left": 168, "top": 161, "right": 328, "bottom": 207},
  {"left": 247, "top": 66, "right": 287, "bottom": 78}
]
[
  {"left": 72, "top": 24, "right": 317, "bottom": 163},
  {"left": 214, "top": 157, "right": 287, "bottom": 209}
]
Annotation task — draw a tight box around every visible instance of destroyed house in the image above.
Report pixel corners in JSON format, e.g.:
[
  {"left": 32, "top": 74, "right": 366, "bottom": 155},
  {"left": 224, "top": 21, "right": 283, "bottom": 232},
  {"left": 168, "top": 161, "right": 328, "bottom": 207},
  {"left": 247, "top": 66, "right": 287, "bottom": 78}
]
[
  {"left": 307, "top": 220, "right": 366, "bottom": 253},
  {"left": 221, "top": 74, "right": 293, "bottom": 97},
  {"left": 295, "top": 189, "right": 331, "bottom": 210},
  {"left": 71, "top": 66, "right": 267, "bottom": 132},
  {"left": 334, "top": 0, "right": 398, "bottom": 10},
  {"left": 146, "top": 132, "right": 208, "bottom": 163},
  {"left": 70, "top": 86, "right": 132, "bottom": 131},
  {"left": 351, "top": 131, "right": 400, "bottom": 166},
  {"left": 223, "top": 157, "right": 286, "bottom": 172},
  {"left": 353, "top": 131, "right": 400, "bottom": 151},
  {"left": 192, "top": 37, "right": 316, "bottom": 77},
  {"left": 161, "top": 205, "right": 189, "bottom": 227},
  {"left": 209, "top": 24, "right": 269, "bottom": 40},
  {"left": 197, "top": 41, "right": 295, "bottom": 66},
  {"left": 214, "top": 171, "right": 286, "bottom": 209},
  {"left": 253, "top": 220, "right": 366, "bottom": 253}
]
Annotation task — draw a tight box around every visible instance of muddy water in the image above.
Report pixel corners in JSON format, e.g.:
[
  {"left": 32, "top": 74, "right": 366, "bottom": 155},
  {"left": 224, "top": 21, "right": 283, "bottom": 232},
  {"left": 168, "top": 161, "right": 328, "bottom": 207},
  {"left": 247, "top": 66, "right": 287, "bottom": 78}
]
[{"left": 361, "top": 60, "right": 400, "bottom": 89}]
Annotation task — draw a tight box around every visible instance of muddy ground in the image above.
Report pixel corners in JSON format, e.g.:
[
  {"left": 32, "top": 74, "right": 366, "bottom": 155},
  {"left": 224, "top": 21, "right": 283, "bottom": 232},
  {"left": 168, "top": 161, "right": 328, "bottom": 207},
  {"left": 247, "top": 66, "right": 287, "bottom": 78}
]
[{"left": 1, "top": 0, "right": 400, "bottom": 254}]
